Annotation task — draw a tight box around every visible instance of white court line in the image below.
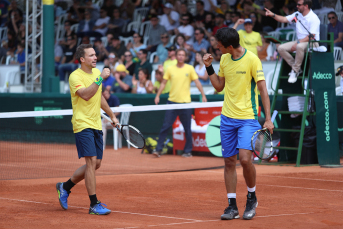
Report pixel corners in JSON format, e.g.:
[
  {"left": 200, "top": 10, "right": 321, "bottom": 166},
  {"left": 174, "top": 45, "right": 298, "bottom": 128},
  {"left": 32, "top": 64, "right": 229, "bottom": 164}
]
[
  {"left": 255, "top": 183, "right": 343, "bottom": 192},
  {"left": 0, "top": 197, "right": 199, "bottom": 221},
  {"left": 206, "top": 170, "right": 343, "bottom": 183},
  {"left": 1, "top": 197, "right": 342, "bottom": 229}
]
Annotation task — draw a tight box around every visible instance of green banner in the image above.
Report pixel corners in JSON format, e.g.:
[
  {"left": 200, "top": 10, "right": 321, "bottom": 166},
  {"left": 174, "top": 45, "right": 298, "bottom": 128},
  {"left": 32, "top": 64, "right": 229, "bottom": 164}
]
[{"left": 311, "top": 52, "right": 340, "bottom": 165}]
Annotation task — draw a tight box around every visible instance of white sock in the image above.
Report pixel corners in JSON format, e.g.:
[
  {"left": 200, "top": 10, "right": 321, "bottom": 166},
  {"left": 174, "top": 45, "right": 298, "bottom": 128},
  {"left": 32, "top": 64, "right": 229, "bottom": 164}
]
[
  {"left": 227, "top": 193, "right": 236, "bottom": 199},
  {"left": 247, "top": 186, "right": 256, "bottom": 192}
]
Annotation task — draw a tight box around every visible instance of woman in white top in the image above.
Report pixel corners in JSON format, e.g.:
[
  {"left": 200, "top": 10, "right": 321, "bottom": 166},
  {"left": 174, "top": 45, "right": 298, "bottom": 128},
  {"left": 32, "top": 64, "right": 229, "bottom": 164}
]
[
  {"left": 194, "top": 51, "right": 209, "bottom": 85},
  {"left": 132, "top": 68, "right": 154, "bottom": 94},
  {"left": 127, "top": 33, "right": 147, "bottom": 58}
]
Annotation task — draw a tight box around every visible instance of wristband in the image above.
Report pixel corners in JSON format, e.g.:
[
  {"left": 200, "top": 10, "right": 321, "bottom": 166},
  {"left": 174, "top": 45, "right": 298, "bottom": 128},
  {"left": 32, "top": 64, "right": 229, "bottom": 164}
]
[
  {"left": 94, "top": 75, "right": 103, "bottom": 86},
  {"left": 205, "top": 64, "right": 215, "bottom": 75}
]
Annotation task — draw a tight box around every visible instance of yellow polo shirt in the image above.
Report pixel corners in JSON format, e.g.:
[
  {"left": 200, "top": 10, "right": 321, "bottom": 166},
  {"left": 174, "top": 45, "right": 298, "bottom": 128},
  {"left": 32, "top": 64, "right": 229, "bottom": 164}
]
[
  {"left": 163, "top": 64, "right": 198, "bottom": 103},
  {"left": 69, "top": 68, "right": 103, "bottom": 133},
  {"left": 238, "top": 30, "right": 262, "bottom": 56},
  {"left": 218, "top": 49, "right": 265, "bottom": 119}
]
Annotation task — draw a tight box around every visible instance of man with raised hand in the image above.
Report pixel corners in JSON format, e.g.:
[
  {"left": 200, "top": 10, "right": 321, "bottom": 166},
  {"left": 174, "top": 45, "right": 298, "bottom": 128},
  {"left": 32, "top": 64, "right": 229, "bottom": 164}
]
[
  {"left": 203, "top": 27, "right": 273, "bottom": 220},
  {"left": 56, "top": 44, "right": 119, "bottom": 215}
]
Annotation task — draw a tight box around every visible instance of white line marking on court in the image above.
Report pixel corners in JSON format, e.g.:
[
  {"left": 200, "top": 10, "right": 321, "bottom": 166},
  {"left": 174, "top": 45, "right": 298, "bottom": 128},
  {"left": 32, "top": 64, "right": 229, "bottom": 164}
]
[
  {"left": 259, "top": 175, "right": 343, "bottom": 183},
  {"left": 0, "top": 197, "right": 200, "bottom": 221},
  {"left": 254, "top": 183, "right": 343, "bottom": 192},
  {"left": 113, "top": 220, "right": 220, "bottom": 229}
]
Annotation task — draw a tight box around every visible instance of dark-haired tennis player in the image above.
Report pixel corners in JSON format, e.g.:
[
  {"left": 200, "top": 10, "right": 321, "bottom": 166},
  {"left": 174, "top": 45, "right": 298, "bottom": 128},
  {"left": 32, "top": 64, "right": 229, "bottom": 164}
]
[
  {"left": 203, "top": 27, "right": 274, "bottom": 220},
  {"left": 56, "top": 44, "right": 119, "bottom": 215}
]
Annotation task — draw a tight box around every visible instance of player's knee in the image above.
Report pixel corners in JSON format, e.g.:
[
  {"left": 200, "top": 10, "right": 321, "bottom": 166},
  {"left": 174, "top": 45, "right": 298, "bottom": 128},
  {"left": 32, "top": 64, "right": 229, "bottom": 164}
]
[
  {"left": 95, "top": 161, "right": 101, "bottom": 170},
  {"left": 224, "top": 158, "right": 236, "bottom": 168},
  {"left": 239, "top": 157, "right": 251, "bottom": 167}
]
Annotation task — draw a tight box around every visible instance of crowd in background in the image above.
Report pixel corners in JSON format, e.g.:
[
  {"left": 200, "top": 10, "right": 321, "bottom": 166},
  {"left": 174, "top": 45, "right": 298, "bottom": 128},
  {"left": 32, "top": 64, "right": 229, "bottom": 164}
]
[{"left": 0, "top": 0, "right": 342, "bottom": 94}]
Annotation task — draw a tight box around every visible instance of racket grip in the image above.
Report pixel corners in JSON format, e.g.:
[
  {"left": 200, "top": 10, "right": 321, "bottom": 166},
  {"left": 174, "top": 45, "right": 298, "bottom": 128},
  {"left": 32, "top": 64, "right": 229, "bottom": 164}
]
[{"left": 271, "top": 110, "right": 278, "bottom": 122}]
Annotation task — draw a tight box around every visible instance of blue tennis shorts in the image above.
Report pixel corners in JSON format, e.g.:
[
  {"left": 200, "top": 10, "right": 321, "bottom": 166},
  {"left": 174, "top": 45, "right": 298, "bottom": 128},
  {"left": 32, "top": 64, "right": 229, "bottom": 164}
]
[
  {"left": 220, "top": 115, "right": 261, "bottom": 158},
  {"left": 75, "top": 128, "right": 103, "bottom": 159}
]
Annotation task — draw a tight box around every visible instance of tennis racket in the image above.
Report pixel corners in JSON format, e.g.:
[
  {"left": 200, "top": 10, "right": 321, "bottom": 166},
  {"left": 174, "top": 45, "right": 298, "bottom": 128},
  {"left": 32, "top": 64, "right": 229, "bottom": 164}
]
[
  {"left": 101, "top": 113, "right": 146, "bottom": 149},
  {"left": 251, "top": 110, "right": 278, "bottom": 160}
]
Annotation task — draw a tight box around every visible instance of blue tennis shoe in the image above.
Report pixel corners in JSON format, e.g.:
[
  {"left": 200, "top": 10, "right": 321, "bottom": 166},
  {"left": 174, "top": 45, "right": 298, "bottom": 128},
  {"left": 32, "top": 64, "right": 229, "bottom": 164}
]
[
  {"left": 56, "top": 182, "right": 69, "bottom": 210},
  {"left": 89, "top": 201, "right": 111, "bottom": 215}
]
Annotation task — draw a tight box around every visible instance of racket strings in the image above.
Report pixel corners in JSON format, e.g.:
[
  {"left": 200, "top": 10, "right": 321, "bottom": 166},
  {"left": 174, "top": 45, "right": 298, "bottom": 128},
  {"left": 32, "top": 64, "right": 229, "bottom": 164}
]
[
  {"left": 122, "top": 126, "right": 145, "bottom": 148},
  {"left": 253, "top": 130, "right": 273, "bottom": 159}
]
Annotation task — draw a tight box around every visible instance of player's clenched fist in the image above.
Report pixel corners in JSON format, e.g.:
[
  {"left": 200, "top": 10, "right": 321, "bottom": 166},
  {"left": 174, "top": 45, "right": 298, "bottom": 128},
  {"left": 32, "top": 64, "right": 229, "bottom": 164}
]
[
  {"left": 101, "top": 68, "right": 110, "bottom": 79},
  {"left": 203, "top": 53, "right": 213, "bottom": 67}
]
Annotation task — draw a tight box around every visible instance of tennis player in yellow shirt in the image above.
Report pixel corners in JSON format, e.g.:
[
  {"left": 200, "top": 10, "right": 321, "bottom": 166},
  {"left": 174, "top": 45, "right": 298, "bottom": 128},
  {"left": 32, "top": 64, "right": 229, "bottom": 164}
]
[
  {"left": 56, "top": 44, "right": 119, "bottom": 215},
  {"left": 153, "top": 48, "right": 207, "bottom": 158},
  {"left": 203, "top": 27, "right": 274, "bottom": 220}
]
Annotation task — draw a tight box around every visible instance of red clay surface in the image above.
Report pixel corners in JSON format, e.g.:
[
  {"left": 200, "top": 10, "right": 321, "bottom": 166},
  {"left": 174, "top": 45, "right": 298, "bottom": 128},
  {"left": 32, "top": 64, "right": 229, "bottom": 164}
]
[{"left": 1, "top": 154, "right": 343, "bottom": 229}]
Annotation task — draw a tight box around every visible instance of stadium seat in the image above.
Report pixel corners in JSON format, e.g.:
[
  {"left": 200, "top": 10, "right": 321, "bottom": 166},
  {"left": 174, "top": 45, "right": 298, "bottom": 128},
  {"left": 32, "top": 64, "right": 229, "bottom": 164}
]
[
  {"left": 119, "top": 36, "right": 133, "bottom": 46},
  {"left": 70, "top": 23, "right": 79, "bottom": 33},
  {"left": 334, "top": 47, "right": 342, "bottom": 61},
  {"left": 133, "top": 7, "right": 149, "bottom": 22},
  {"left": 149, "top": 51, "right": 157, "bottom": 63}
]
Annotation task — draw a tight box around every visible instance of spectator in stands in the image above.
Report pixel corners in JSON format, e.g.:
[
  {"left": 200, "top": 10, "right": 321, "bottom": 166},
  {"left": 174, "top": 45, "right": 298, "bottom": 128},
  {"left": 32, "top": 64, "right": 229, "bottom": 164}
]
[
  {"left": 55, "top": 43, "right": 63, "bottom": 74},
  {"left": 179, "top": 2, "right": 194, "bottom": 24},
  {"left": 224, "top": 11, "right": 232, "bottom": 26},
  {"left": 250, "top": 12, "right": 263, "bottom": 32},
  {"left": 147, "top": 14, "right": 167, "bottom": 53},
  {"left": 102, "top": 65, "right": 116, "bottom": 92},
  {"left": 7, "top": 30, "right": 17, "bottom": 54},
  {"left": 8, "top": 0, "right": 23, "bottom": 23},
  {"left": 0, "top": 41, "right": 8, "bottom": 63},
  {"left": 81, "top": 36, "right": 90, "bottom": 44},
  {"left": 132, "top": 68, "right": 154, "bottom": 94},
  {"left": 102, "top": 89, "right": 120, "bottom": 117},
  {"left": 67, "top": 0, "right": 82, "bottom": 25},
  {"left": 111, "top": 64, "right": 133, "bottom": 93},
  {"left": 233, "top": 18, "right": 262, "bottom": 56},
  {"left": 0, "top": 0, "right": 10, "bottom": 26},
  {"left": 133, "top": 49, "right": 153, "bottom": 79},
  {"left": 163, "top": 45, "right": 178, "bottom": 70},
  {"left": 107, "top": 8, "right": 125, "bottom": 36},
  {"left": 336, "top": 65, "right": 343, "bottom": 95},
  {"left": 194, "top": 51, "right": 210, "bottom": 84},
  {"left": 195, "top": 12, "right": 215, "bottom": 38},
  {"left": 192, "top": 28, "right": 210, "bottom": 53},
  {"left": 154, "top": 32, "right": 172, "bottom": 64},
  {"left": 213, "top": 14, "right": 228, "bottom": 35},
  {"left": 258, "top": 33, "right": 274, "bottom": 61},
  {"left": 93, "top": 38, "right": 108, "bottom": 62},
  {"left": 58, "top": 34, "right": 78, "bottom": 90},
  {"left": 79, "top": 0, "right": 100, "bottom": 21},
  {"left": 265, "top": 0, "right": 320, "bottom": 83},
  {"left": 127, "top": 33, "right": 147, "bottom": 58},
  {"left": 60, "top": 20, "right": 76, "bottom": 48},
  {"left": 77, "top": 10, "right": 96, "bottom": 36},
  {"left": 16, "top": 23, "right": 26, "bottom": 45},
  {"left": 119, "top": 0, "right": 135, "bottom": 22},
  {"left": 160, "top": 3, "right": 180, "bottom": 35},
  {"left": 108, "top": 35, "right": 127, "bottom": 60},
  {"left": 175, "top": 14, "right": 194, "bottom": 46},
  {"left": 229, "top": 11, "right": 244, "bottom": 31},
  {"left": 152, "top": 48, "right": 207, "bottom": 158},
  {"left": 174, "top": 34, "right": 192, "bottom": 63},
  {"left": 123, "top": 51, "right": 136, "bottom": 76},
  {"left": 195, "top": 0, "right": 210, "bottom": 23},
  {"left": 8, "top": 9, "right": 22, "bottom": 35},
  {"left": 11, "top": 43, "right": 25, "bottom": 72},
  {"left": 327, "top": 11, "right": 343, "bottom": 49},
  {"left": 253, "top": 0, "right": 279, "bottom": 32},
  {"left": 207, "top": 35, "right": 222, "bottom": 62},
  {"left": 104, "top": 52, "right": 119, "bottom": 75},
  {"left": 102, "top": 0, "right": 116, "bottom": 19},
  {"left": 92, "top": 8, "right": 110, "bottom": 37},
  {"left": 154, "top": 68, "right": 170, "bottom": 93}
]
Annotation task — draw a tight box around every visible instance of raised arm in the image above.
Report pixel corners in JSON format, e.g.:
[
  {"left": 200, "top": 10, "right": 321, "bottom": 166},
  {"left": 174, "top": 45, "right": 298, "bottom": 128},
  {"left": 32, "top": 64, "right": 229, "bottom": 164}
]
[
  {"left": 203, "top": 53, "right": 225, "bottom": 92},
  {"left": 265, "top": 8, "right": 289, "bottom": 24}
]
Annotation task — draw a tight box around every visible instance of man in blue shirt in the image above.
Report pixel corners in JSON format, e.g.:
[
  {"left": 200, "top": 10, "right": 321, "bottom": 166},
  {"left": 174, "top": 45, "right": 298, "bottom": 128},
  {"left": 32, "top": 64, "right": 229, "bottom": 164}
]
[
  {"left": 190, "top": 28, "right": 210, "bottom": 62},
  {"left": 110, "top": 64, "right": 133, "bottom": 93},
  {"left": 328, "top": 11, "right": 343, "bottom": 48}
]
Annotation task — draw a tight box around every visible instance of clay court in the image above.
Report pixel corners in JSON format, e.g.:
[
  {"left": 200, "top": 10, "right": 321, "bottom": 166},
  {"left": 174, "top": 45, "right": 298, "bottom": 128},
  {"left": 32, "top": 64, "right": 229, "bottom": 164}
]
[{"left": 1, "top": 145, "right": 343, "bottom": 229}]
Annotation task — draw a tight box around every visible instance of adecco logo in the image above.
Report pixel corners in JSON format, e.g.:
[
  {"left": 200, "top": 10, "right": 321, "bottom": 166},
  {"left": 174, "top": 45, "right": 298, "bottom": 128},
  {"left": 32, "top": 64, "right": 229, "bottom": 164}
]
[
  {"left": 313, "top": 72, "right": 332, "bottom": 79},
  {"left": 324, "top": 92, "right": 330, "bottom": 142}
]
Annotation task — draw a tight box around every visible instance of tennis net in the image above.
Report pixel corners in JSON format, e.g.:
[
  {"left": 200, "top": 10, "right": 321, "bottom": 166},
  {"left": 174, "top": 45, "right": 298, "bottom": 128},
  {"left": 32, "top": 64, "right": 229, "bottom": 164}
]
[{"left": 0, "top": 102, "right": 224, "bottom": 180}]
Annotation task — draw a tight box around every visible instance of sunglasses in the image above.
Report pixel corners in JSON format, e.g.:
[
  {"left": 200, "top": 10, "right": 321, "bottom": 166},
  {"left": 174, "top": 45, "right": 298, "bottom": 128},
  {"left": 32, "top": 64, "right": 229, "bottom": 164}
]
[
  {"left": 125, "top": 54, "right": 132, "bottom": 57},
  {"left": 133, "top": 36, "right": 139, "bottom": 38},
  {"left": 328, "top": 17, "right": 335, "bottom": 20},
  {"left": 296, "top": 3, "right": 303, "bottom": 6},
  {"left": 194, "top": 33, "right": 200, "bottom": 35}
]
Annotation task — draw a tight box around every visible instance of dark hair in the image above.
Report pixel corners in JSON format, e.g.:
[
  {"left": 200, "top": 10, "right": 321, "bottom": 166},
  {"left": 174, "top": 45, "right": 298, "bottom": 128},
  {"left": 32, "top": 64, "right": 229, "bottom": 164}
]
[
  {"left": 155, "top": 69, "right": 162, "bottom": 75},
  {"left": 328, "top": 11, "right": 337, "bottom": 17},
  {"left": 231, "top": 11, "right": 241, "bottom": 18},
  {"left": 195, "top": 28, "right": 205, "bottom": 35},
  {"left": 133, "top": 33, "right": 143, "bottom": 43},
  {"left": 302, "top": 0, "right": 312, "bottom": 9},
  {"left": 196, "top": 0, "right": 204, "bottom": 6},
  {"left": 75, "top": 44, "right": 93, "bottom": 63},
  {"left": 138, "top": 68, "right": 150, "bottom": 79},
  {"left": 215, "top": 27, "right": 240, "bottom": 48},
  {"left": 140, "top": 49, "right": 148, "bottom": 55},
  {"left": 193, "top": 50, "right": 205, "bottom": 68},
  {"left": 174, "top": 34, "right": 186, "bottom": 45}
]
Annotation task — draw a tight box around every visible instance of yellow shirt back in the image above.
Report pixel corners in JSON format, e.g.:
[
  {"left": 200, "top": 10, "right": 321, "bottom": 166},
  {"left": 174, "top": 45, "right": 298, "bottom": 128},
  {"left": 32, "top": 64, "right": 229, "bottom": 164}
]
[
  {"left": 69, "top": 68, "right": 102, "bottom": 133},
  {"left": 163, "top": 64, "right": 198, "bottom": 103},
  {"left": 218, "top": 49, "right": 265, "bottom": 119},
  {"left": 238, "top": 30, "right": 262, "bottom": 56}
]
